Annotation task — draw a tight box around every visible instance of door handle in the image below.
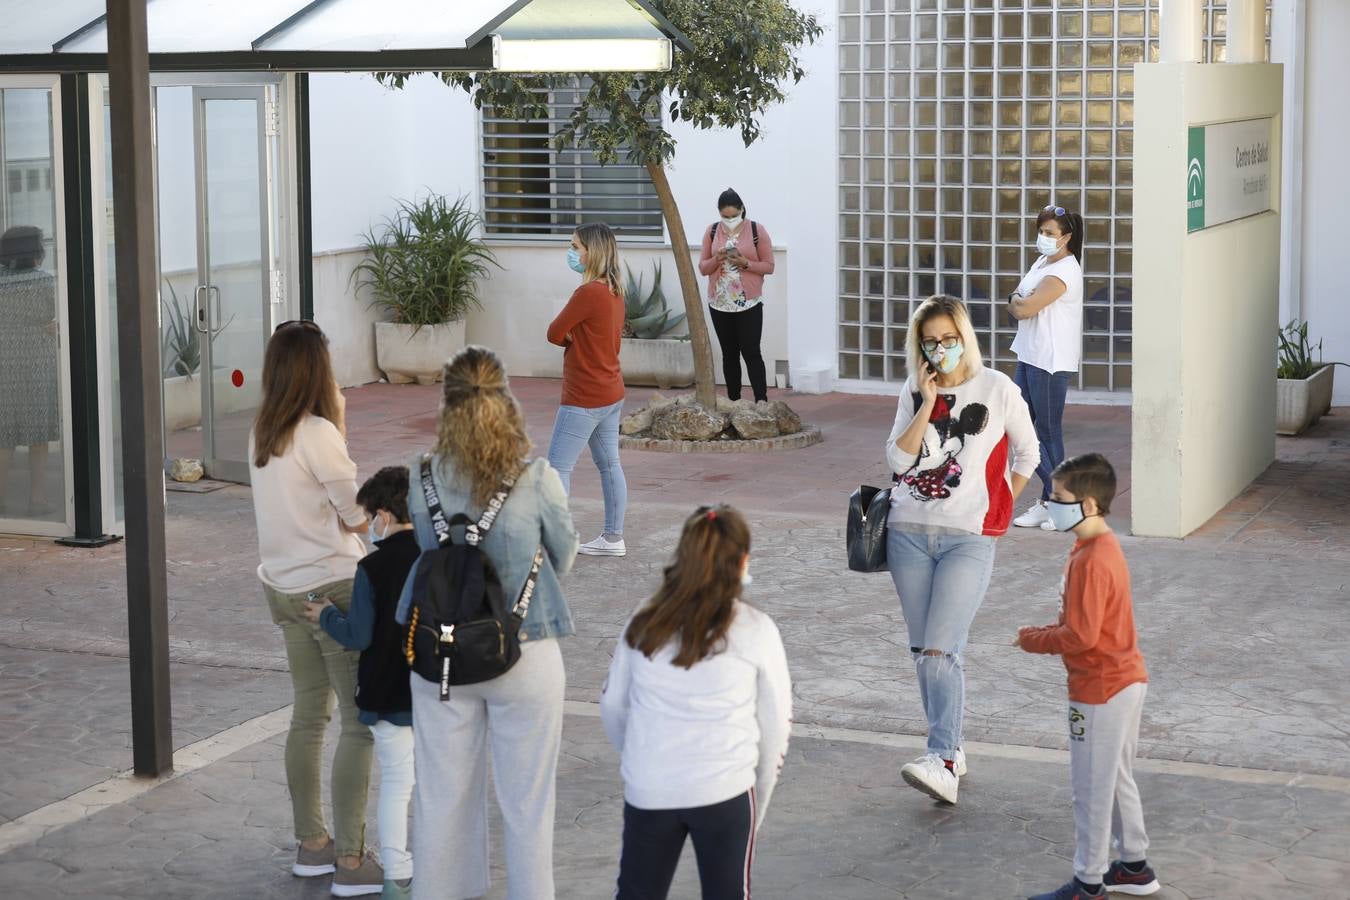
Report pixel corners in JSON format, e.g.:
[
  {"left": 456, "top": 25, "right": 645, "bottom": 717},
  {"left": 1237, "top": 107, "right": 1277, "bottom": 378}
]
[
  {"left": 206, "top": 285, "right": 229, "bottom": 337},
  {"left": 193, "top": 285, "right": 209, "bottom": 335}
]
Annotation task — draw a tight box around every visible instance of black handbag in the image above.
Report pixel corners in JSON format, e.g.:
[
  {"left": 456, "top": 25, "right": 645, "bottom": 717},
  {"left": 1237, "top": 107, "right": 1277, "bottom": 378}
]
[{"left": 846, "top": 484, "right": 892, "bottom": 573}]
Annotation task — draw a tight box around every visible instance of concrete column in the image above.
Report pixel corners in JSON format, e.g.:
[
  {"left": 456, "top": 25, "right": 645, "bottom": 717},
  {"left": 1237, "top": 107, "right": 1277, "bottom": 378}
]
[
  {"left": 1160, "top": 0, "right": 1204, "bottom": 64},
  {"left": 1228, "top": 0, "right": 1267, "bottom": 63}
]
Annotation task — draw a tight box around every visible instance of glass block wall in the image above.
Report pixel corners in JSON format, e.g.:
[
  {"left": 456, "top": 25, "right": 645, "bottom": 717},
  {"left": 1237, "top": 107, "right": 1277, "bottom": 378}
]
[{"left": 837, "top": 0, "right": 1269, "bottom": 391}]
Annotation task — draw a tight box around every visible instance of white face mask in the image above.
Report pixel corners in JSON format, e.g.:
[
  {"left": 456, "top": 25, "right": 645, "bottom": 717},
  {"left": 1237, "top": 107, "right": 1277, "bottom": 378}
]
[
  {"left": 722, "top": 214, "right": 744, "bottom": 229},
  {"left": 1036, "top": 233, "right": 1063, "bottom": 256}
]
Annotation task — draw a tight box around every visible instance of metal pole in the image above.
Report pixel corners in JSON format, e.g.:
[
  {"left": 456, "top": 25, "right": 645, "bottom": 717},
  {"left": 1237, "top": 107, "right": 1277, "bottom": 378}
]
[
  {"left": 1226, "top": 0, "right": 1267, "bottom": 64},
  {"left": 106, "top": 0, "right": 173, "bottom": 777},
  {"left": 1160, "top": 0, "right": 1204, "bottom": 64}
]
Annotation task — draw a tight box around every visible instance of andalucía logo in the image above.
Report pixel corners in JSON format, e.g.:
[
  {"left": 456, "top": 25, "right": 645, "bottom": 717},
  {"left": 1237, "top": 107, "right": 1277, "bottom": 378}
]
[{"left": 1187, "top": 125, "right": 1205, "bottom": 232}]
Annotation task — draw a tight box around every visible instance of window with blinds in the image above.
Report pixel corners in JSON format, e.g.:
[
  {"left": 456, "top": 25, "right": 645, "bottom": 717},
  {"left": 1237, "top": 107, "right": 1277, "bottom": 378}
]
[{"left": 481, "top": 83, "right": 664, "bottom": 239}]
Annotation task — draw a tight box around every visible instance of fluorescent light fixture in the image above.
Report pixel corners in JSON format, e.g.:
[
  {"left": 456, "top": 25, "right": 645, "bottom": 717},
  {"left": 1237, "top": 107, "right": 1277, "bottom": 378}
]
[{"left": 492, "top": 36, "right": 672, "bottom": 72}]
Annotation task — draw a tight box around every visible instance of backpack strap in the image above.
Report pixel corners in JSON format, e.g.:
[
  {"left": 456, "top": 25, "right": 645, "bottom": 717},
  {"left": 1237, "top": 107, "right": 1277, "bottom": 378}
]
[
  {"left": 420, "top": 455, "right": 453, "bottom": 546},
  {"left": 752, "top": 221, "right": 759, "bottom": 248}
]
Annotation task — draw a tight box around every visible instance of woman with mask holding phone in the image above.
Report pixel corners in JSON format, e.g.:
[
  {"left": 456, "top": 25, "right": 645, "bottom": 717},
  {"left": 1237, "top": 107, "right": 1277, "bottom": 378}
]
[
  {"left": 883, "top": 295, "right": 1039, "bottom": 806},
  {"left": 1008, "top": 204, "right": 1085, "bottom": 531},
  {"left": 546, "top": 222, "right": 629, "bottom": 557},
  {"left": 698, "top": 188, "right": 776, "bottom": 403}
]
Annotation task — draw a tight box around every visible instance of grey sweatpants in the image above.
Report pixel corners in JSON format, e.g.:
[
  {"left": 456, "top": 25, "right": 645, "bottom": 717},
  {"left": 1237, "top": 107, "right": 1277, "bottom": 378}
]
[
  {"left": 1069, "top": 681, "right": 1150, "bottom": 883},
  {"left": 410, "top": 639, "right": 565, "bottom": 900}
]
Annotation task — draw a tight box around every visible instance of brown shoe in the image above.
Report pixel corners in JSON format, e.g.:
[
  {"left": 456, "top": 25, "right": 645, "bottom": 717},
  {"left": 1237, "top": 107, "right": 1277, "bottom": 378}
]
[
  {"left": 293, "top": 838, "right": 336, "bottom": 877},
  {"left": 332, "top": 852, "right": 384, "bottom": 897}
]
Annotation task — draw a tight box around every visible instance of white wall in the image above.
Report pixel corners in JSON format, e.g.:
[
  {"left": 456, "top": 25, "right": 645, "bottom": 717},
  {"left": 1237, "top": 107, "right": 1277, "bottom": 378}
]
[
  {"left": 1300, "top": 0, "right": 1350, "bottom": 403},
  {"left": 1132, "top": 63, "right": 1283, "bottom": 538}
]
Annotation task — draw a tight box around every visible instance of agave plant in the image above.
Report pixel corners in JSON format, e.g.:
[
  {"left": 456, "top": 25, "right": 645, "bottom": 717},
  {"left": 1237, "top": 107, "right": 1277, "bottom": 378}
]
[
  {"left": 352, "top": 194, "right": 500, "bottom": 329},
  {"left": 1277, "top": 319, "right": 1322, "bottom": 380},
  {"left": 622, "top": 261, "right": 686, "bottom": 339},
  {"left": 160, "top": 279, "right": 200, "bottom": 378}
]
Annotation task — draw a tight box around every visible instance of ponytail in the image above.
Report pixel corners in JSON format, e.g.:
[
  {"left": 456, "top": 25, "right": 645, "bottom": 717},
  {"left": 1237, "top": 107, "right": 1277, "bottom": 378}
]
[{"left": 1067, "top": 212, "right": 1085, "bottom": 262}]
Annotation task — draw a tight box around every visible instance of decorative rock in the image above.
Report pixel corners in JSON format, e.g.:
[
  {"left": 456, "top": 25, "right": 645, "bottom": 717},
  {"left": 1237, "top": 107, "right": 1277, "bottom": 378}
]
[
  {"left": 730, "top": 405, "right": 782, "bottom": 440},
  {"left": 650, "top": 403, "right": 726, "bottom": 442},
  {"left": 648, "top": 392, "right": 675, "bottom": 411},
  {"left": 620, "top": 407, "right": 653, "bottom": 436},
  {"left": 170, "top": 458, "right": 204, "bottom": 483},
  {"left": 715, "top": 396, "right": 754, "bottom": 414},
  {"left": 769, "top": 400, "right": 803, "bottom": 435}
]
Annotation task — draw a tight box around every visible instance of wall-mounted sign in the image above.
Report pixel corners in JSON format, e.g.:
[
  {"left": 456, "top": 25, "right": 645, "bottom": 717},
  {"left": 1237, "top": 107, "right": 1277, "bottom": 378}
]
[{"left": 1187, "top": 117, "right": 1274, "bottom": 233}]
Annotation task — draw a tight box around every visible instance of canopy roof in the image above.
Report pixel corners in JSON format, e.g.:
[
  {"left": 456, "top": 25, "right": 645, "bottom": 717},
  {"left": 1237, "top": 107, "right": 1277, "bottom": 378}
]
[{"left": 0, "top": 0, "right": 688, "bottom": 73}]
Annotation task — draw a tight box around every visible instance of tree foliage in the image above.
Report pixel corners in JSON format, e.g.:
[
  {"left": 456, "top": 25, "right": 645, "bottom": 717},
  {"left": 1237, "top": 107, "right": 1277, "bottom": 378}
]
[{"left": 378, "top": 0, "right": 822, "bottom": 165}]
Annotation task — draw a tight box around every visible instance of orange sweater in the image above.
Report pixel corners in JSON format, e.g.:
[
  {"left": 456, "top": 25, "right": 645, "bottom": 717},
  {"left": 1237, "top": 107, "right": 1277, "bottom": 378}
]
[
  {"left": 1020, "top": 530, "right": 1148, "bottom": 704},
  {"left": 547, "top": 280, "right": 625, "bottom": 409}
]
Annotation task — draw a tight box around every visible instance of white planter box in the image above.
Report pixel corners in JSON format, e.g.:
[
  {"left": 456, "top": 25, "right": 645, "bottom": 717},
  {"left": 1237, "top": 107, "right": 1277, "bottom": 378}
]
[
  {"left": 619, "top": 337, "right": 695, "bottom": 389},
  {"left": 163, "top": 374, "right": 201, "bottom": 431},
  {"left": 375, "top": 321, "right": 467, "bottom": 385},
  {"left": 1276, "top": 364, "right": 1335, "bottom": 435}
]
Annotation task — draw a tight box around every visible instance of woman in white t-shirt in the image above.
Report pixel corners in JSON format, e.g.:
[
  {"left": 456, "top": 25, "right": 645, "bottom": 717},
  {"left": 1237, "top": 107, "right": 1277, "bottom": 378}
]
[
  {"left": 601, "top": 505, "right": 792, "bottom": 900},
  {"left": 248, "top": 321, "right": 382, "bottom": 893},
  {"left": 1008, "top": 204, "right": 1085, "bottom": 530}
]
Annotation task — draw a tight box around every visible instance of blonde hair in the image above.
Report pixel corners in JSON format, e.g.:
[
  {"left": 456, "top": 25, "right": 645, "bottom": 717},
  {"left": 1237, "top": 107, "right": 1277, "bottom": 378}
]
[
  {"left": 905, "top": 294, "right": 983, "bottom": 383},
  {"left": 434, "top": 346, "right": 532, "bottom": 506},
  {"left": 574, "top": 223, "right": 624, "bottom": 300}
]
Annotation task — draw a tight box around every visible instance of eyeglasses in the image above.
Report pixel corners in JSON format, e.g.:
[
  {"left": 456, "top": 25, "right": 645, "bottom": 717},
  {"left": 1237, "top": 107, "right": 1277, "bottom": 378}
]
[
  {"left": 920, "top": 336, "right": 961, "bottom": 354},
  {"left": 274, "top": 319, "right": 324, "bottom": 335},
  {"left": 1042, "top": 205, "right": 1067, "bottom": 217}
]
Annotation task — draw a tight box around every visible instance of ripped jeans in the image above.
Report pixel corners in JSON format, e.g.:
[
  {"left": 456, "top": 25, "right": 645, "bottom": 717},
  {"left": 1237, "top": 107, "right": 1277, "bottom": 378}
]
[{"left": 886, "top": 528, "right": 997, "bottom": 758}]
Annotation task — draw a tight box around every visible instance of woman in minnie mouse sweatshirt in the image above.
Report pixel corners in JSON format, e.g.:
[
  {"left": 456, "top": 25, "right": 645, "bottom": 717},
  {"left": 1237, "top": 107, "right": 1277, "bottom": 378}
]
[{"left": 883, "top": 294, "right": 1040, "bottom": 806}]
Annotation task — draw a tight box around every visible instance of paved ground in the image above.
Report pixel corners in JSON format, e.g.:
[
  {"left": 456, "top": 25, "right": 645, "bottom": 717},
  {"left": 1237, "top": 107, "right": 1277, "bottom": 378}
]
[{"left": 3, "top": 382, "right": 1349, "bottom": 898}]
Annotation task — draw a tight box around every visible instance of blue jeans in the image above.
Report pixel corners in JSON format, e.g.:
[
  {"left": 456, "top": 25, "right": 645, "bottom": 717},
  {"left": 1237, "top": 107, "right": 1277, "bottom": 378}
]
[
  {"left": 1014, "top": 362, "right": 1073, "bottom": 502},
  {"left": 886, "top": 528, "right": 997, "bottom": 758},
  {"left": 547, "top": 399, "right": 627, "bottom": 535}
]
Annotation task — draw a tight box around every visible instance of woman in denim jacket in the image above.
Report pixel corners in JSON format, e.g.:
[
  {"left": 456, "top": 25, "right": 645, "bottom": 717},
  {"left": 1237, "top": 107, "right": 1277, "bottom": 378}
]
[{"left": 395, "top": 346, "right": 578, "bottom": 900}]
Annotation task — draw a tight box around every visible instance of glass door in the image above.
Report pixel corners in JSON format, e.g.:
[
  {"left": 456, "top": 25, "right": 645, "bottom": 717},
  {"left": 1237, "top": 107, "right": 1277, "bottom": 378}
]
[{"left": 192, "top": 86, "right": 272, "bottom": 484}]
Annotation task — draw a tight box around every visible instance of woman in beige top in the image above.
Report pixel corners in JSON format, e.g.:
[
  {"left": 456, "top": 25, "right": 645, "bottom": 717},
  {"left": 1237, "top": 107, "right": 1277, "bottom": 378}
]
[{"left": 248, "top": 320, "right": 383, "bottom": 895}]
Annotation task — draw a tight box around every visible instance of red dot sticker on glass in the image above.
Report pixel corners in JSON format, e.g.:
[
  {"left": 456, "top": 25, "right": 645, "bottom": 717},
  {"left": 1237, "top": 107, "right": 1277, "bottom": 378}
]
[{"left": 231, "top": 370, "right": 244, "bottom": 388}]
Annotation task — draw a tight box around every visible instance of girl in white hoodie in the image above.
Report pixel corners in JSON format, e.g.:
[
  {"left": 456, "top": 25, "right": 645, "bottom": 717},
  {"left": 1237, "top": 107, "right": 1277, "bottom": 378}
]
[{"left": 600, "top": 505, "right": 792, "bottom": 900}]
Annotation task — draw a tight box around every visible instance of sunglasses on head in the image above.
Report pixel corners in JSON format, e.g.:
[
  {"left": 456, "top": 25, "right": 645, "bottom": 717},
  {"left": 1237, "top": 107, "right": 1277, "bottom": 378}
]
[
  {"left": 274, "top": 319, "right": 324, "bottom": 335},
  {"left": 1043, "top": 205, "right": 1067, "bottom": 217}
]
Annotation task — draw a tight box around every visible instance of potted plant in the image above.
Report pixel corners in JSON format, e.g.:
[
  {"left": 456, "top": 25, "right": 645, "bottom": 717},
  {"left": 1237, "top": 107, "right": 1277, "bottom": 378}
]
[
  {"left": 160, "top": 280, "right": 202, "bottom": 430},
  {"left": 1275, "top": 319, "right": 1335, "bottom": 435},
  {"left": 354, "top": 194, "right": 499, "bottom": 384},
  {"left": 619, "top": 261, "right": 694, "bottom": 389}
]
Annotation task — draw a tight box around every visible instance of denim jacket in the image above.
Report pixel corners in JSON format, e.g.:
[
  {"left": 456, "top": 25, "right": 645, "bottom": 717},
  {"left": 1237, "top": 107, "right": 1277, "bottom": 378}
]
[{"left": 396, "top": 454, "right": 578, "bottom": 642}]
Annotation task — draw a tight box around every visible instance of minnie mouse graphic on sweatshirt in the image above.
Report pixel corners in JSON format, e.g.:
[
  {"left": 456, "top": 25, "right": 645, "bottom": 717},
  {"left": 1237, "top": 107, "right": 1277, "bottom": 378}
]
[{"left": 884, "top": 367, "right": 1040, "bottom": 537}]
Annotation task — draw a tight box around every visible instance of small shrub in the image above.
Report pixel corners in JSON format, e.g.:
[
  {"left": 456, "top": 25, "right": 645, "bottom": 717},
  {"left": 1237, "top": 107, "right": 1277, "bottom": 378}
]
[
  {"left": 622, "top": 261, "right": 687, "bottom": 339},
  {"left": 1277, "top": 319, "right": 1322, "bottom": 380}
]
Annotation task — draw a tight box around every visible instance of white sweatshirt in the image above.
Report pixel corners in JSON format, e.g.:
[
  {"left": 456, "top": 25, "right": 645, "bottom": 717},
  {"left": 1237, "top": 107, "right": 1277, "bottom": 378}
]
[
  {"left": 600, "top": 602, "right": 792, "bottom": 827},
  {"left": 884, "top": 366, "right": 1040, "bottom": 537},
  {"left": 249, "top": 415, "right": 366, "bottom": 593}
]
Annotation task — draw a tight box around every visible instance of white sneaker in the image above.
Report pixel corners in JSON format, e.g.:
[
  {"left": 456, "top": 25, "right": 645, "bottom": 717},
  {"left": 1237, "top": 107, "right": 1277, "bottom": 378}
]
[
  {"left": 578, "top": 535, "right": 627, "bottom": 557},
  {"left": 900, "top": 753, "right": 959, "bottom": 804},
  {"left": 1014, "top": 500, "right": 1052, "bottom": 529},
  {"left": 953, "top": 746, "right": 968, "bottom": 777}
]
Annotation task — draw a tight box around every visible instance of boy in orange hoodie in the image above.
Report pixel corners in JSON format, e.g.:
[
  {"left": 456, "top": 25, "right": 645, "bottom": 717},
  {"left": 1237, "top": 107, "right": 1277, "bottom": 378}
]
[{"left": 1016, "top": 453, "right": 1160, "bottom": 900}]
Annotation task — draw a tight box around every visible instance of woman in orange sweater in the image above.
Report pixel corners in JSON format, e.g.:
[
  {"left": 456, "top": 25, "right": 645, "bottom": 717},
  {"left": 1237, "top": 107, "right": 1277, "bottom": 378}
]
[{"left": 546, "top": 223, "right": 629, "bottom": 557}]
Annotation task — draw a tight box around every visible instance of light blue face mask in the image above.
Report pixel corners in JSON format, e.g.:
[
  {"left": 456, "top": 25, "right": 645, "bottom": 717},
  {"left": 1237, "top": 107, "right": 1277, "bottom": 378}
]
[
  {"left": 367, "top": 517, "right": 387, "bottom": 544},
  {"left": 1046, "top": 499, "right": 1086, "bottom": 532},
  {"left": 566, "top": 247, "right": 585, "bottom": 273},
  {"left": 925, "top": 340, "right": 964, "bottom": 375}
]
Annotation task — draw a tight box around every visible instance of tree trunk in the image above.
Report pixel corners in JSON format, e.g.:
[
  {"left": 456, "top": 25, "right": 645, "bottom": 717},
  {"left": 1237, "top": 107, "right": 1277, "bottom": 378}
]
[{"left": 646, "top": 161, "right": 717, "bottom": 409}]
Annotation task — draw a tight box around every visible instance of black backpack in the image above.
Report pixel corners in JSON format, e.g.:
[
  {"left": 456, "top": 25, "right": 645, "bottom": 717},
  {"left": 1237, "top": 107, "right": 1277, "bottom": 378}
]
[{"left": 405, "top": 455, "right": 543, "bottom": 701}]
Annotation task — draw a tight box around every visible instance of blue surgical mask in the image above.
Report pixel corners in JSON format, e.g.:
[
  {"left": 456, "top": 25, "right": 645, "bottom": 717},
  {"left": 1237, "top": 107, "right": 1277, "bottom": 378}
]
[
  {"left": 1036, "top": 233, "right": 1062, "bottom": 256},
  {"left": 367, "top": 517, "right": 387, "bottom": 544},
  {"left": 741, "top": 567, "right": 753, "bottom": 588},
  {"left": 925, "top": 340, "right": 964, "bottom": 375},
  {"left": 566, "top": 247, "right": 585, "bottom": 273},
  {"left": 1046, "top": 499, "right": 1086, "bottom": 532}
]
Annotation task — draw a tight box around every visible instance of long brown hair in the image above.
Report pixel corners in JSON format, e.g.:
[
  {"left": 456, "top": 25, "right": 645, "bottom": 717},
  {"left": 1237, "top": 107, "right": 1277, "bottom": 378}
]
[
  {"left": 574, "top": 223, "right": 624, "bottom": 300},
  {"left": 434, "top": 346, "right": 531, "bottom": 506},
  {"left": 626, "top": 505, "right": 751, "bottom": 669},
  {"left": 252, "top": 321, "right": 342, "bottom": 468}
]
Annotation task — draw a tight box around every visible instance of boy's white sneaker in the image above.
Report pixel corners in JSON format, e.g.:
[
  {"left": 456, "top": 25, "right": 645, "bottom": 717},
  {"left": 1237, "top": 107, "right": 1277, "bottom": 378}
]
[
  {"left": 901, "top": 753, "right": 959, "bottom": 804},
  {"left": 578, "top": 535, "right": 626, "bottom": 557},
  {"left": 953, "top": 746, "right": 967, "bottom": 777},
  {"left": 1014, "top": 501, "right": 1052, "bottom": 529}
]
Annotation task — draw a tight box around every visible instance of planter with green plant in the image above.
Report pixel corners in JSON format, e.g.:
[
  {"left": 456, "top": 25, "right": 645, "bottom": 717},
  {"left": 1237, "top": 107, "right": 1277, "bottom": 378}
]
[
  {"left": 618, "top": 261, "right": 694, "bottom": 389},
  {"left": 353, "top": 194, "right": 499, "bottom": 384},
  {"left": 1276, "top": 319, "right": 1335, "bottom": 435}
]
